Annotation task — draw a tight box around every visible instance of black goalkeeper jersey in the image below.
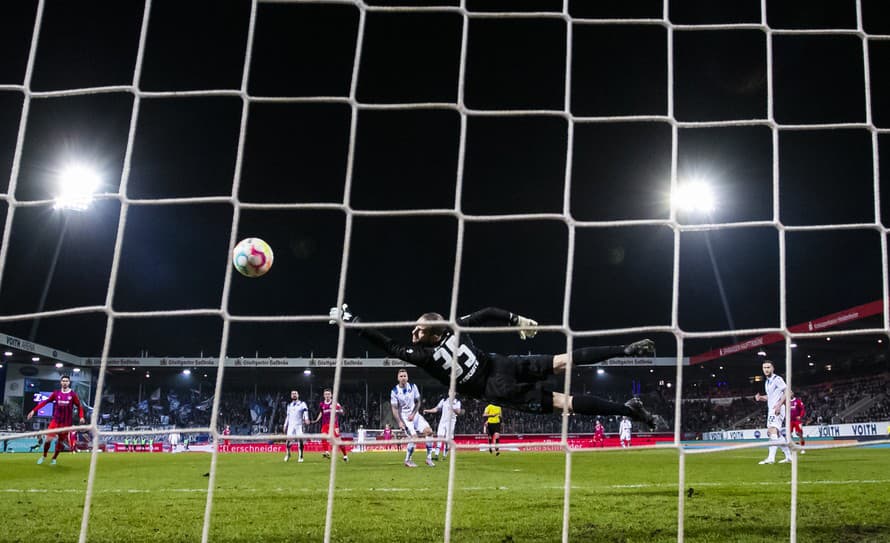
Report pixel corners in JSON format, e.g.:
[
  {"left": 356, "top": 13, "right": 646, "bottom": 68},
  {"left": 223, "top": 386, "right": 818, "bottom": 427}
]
[{"left": 357, "top": 307, "right": 517, "bottom": 397}]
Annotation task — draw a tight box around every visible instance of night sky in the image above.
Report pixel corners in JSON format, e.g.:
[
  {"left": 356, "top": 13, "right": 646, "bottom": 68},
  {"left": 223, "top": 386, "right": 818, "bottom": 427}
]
[{"left": 0, "top": 0, "right": 889, "bottom": 370}]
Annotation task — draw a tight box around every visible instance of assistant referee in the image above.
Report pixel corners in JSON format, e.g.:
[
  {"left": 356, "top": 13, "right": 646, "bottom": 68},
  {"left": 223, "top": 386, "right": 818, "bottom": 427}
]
[{"left": 483, "top": 403, "right": 502, "bottom": 456}]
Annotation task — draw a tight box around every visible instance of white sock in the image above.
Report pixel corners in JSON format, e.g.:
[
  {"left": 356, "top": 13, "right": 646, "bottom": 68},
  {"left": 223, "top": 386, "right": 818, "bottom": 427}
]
[
  {"left": 405, "top": 444, "right": 414, "bottom": 461},
  {"left": 768, "top": 435, "right": 782, "bottom": 460},
  {"left": 781, "top": 445, "right": 791, "bottom": 458}
]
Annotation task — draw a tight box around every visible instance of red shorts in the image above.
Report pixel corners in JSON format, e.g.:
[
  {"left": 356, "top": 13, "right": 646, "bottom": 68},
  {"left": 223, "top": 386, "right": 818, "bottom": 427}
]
[
  {"left": 321, "top": 424, "right": 341, "bottom": 438},
  {"left": 790, "top": 421, "right": 803, "bottom": 434},
  {"left": 47, "top": 420, "right": 65, "bottom": 440}
]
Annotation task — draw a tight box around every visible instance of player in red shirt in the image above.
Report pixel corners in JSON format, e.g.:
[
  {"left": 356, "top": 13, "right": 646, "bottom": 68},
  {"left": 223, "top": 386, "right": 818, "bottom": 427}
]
[
  {"left": 311, "top": 388, "right": 349, "bottom": 462},
  {"left": 222, "top": 424, "right": 231, "bottom": 446},
  {"left": 27, "top": 375, "right": 85, "bottom": 465},
  {"left": 789, "top": 391, "right": 806, "bottom": 453},
  {"left": 593, "top": 419, "right": 605, "bottom": 448},
  {"left": 382, "top": 424, "right": 394, "bottom": 450}
]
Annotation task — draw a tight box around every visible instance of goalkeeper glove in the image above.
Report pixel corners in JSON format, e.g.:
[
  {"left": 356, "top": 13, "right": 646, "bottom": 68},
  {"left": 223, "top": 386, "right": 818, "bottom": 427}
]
[
  {"left": 624, "top": 339, "right": 655, "bottom": 357},
  {"left": 328, "top": 304, "right": 354, "bottom": 324},
  {"left": 511, "top": 313, "right": 538, "bottom": 340}
]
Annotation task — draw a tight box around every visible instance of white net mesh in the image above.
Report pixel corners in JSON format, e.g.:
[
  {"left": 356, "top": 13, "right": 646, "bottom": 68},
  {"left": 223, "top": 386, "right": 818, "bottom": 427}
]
[{"left": 1, "top": 1, "right": 889, "bottom": 542}]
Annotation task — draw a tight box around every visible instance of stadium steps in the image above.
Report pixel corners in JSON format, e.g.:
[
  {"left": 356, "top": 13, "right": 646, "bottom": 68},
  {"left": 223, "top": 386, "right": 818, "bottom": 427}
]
[
  {"left": 729, "top": 407, "right": 762, "bottom": 429},
  {"left": 839, "top": 393, "right": 882, "bottom": 421}
]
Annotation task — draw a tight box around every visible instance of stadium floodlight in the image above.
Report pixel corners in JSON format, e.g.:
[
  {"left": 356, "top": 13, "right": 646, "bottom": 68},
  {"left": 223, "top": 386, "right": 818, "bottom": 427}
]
[
  {"left": 3, "top": 351, "right": 11, "bottom": 356},
  {"left": 53, "top": 163, "right": 100, "bottom": 211},
  {"left": 31, "top": 356, "right": 40, "bottom": 361},
  {"left": 73, "top": 368, "right": 81, "bottom": 373},
  {"left": 182, "top": 369, "right": 191, "bottom": 376},
  {"left": 757, "top": 350, "right": 767, "bottom": 356},
  {"left": 54, "top": 362, "right": 63, "bottom": 368},
  {"left": 672, "top": 180, "right": 715, "bottom": 214},
  {"left": 303, "top": 369, "right": 312, "bottom": 375},
  {"left": 596, "top": 368, "right": 605, "bottom": 375}
]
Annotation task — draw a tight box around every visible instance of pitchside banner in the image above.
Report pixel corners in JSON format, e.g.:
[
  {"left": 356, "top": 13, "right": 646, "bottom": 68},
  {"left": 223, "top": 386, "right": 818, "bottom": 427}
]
[
  {"left": 702, "top": 421, "right": 890, "bottom": 441},
  {"left": 79, "top": 356, "right": 678, "bottom": 368}
]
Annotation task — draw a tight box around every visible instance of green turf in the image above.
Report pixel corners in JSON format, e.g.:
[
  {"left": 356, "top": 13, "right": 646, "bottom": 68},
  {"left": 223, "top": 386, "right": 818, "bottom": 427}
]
[{"left": 1, "top": 447, "right": 888, "bottom": 542}]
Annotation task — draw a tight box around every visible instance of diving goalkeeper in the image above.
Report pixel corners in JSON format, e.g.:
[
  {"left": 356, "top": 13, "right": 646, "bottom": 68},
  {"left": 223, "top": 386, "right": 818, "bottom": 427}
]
[{"left": 329, "top": 305, "right": 663, "bottom": 428}]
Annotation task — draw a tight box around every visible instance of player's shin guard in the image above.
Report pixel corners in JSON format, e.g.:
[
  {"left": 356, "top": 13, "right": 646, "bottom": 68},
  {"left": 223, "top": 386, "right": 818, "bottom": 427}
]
[
  {"left": 406, "top": 443, "right": 415, "bottom": 461},
  {"left": 572, "top": 394, "right": 632, "bottom": 416},
  {"left": 571, "top": 346, "right": 626, "bottom": 366}
]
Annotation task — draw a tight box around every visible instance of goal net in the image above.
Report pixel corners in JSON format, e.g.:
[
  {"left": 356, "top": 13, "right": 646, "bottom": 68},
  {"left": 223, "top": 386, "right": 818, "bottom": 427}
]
[{"left": 1, "top": 1, "right": 889, "bottom": 542}]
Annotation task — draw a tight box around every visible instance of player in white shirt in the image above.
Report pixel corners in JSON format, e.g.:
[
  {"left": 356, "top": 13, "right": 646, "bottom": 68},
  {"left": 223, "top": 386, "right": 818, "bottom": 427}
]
[
  {"left": 754, "top": 360, "right": 791, "bottom": 464},
  {"left": 283, "top": 389, "right": 310, "bottom": 463},
  {"left": 619, "top": 416, "right": 632, "bottom": 448},
  {"left": 423, "top": 395, "right": 463, "bottom": 460},
  {"left": 391, "top": 368, "right": 435, "bottom": 467}
]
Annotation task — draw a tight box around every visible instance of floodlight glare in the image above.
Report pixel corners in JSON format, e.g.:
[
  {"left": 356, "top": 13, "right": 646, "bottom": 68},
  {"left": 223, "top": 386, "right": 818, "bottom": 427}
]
[
  {"left": 672, "top": 181, "right": 715, "bottom": 213},
  {"left": 54, "top": 163, "right": 100, "bottom": 211}
]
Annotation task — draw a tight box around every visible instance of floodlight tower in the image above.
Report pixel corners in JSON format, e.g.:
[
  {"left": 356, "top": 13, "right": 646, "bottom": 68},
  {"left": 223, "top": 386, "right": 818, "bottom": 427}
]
[
  {"left": 672, "top": 178, "right": 738, "bottom": 338},
  {"left": 30, "top": 163, "right": 101, "bottom": 342},
  {"left": 53, "top": 163, "right": 100, "bottom": 211}
]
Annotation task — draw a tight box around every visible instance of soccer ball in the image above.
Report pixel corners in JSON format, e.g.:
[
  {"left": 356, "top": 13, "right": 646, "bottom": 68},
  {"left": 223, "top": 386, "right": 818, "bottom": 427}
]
[{"left": 232, "top": 238, "right": 274, "bottom": 278}]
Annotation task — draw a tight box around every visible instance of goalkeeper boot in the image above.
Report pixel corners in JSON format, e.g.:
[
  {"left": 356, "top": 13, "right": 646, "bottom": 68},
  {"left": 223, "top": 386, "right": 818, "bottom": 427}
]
[
  {"left": 624, "top": 339, "right": 655, "bottom": 357},
  {"left": 624, "top": 398, "right": 663, "bottom": 430}
]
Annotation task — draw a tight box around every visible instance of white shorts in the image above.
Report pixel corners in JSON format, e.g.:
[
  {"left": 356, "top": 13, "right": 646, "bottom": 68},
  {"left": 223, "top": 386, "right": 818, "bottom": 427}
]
[
  {"left": 400, "top": 413, "right": 431, "bottom": 436},
  {"left": 286, "top": 425, "right": 304, "bottom": 438},
  {"left": 620, "top": 432, "right": 631, "bottom": 441},
  {"left": 766, "top": 405, "right": 786, "bottom": 431},
  {"left": 436, "top": 421, "right": 457, "bottom": 440}
]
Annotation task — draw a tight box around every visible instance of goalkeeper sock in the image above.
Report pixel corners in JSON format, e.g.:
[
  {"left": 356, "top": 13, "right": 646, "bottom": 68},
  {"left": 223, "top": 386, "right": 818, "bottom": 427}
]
[
  {"left": 571, "top": 346, "right": 626, "bottom": 366},
  {"left": 572, "top": 395, "right": 632, "bottom": 416}
]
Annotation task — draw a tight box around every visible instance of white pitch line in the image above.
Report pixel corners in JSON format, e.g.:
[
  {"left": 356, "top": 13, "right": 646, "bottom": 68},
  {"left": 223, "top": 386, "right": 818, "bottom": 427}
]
[{"left": 2, "top": 479, "right": 889, "bottom": 495}]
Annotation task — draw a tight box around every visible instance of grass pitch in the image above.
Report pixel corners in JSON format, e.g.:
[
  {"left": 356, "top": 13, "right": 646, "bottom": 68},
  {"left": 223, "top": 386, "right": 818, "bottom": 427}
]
[{"left": 1, "top": 446, "right": 888, "bottom": 542}]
